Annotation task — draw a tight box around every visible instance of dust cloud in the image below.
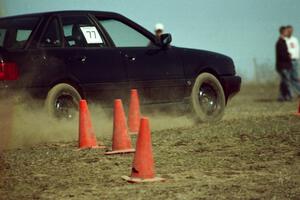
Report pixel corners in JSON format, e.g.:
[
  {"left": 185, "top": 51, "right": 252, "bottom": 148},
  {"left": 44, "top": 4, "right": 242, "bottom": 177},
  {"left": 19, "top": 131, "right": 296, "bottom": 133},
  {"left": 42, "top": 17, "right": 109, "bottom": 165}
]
[
  {"left": 0, "top": 96, "right": 112, "bottom": 149},
  {"left": 146, "top": 110, "right": 194, "bottom": 131},
  {"left": 0, "top": 99, "right": 77, "bottom": 149},
  {"left": 0, "top": 95, "right": 194, "bottom": 150}
]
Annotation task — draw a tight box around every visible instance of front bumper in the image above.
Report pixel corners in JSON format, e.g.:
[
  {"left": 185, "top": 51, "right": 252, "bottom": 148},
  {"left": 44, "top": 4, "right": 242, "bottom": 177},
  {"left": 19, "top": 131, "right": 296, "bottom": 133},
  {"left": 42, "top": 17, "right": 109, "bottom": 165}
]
[{"left": 219, "top": 75, "right": 241, "bottom": 101}]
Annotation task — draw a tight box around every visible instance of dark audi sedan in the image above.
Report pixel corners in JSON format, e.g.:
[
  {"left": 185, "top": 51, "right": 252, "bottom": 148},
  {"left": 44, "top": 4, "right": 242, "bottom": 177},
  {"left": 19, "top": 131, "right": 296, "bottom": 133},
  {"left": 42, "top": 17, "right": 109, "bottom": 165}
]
[{"left": 0, "top": 10, "right": 241, "bottom": 122}]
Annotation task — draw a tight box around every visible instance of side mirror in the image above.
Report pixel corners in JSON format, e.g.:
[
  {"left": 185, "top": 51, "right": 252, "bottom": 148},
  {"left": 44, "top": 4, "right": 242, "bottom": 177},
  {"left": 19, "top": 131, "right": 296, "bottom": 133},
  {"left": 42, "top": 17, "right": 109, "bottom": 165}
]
[{"left": 160, "top": 33, "right": 172, "bottom": 47}]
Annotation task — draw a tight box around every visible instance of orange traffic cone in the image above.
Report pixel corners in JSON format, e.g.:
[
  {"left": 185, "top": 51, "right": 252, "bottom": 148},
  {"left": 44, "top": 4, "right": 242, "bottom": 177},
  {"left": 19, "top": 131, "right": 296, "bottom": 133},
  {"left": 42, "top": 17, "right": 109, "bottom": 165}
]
[
  {"left": 294, "top": 101, "right": 300, "bottom": 116},
  {"left": 78, "top": 100, "right": 105, "bottom": 149},
  {"left": 128, "top": 89, "right": 141, "bottom": 134},
  {"left": 122, "top": 117, "right": 165, "bottom": 183},
  {"left": 105, "top": 99, "right": 135, "bottom": 155}
]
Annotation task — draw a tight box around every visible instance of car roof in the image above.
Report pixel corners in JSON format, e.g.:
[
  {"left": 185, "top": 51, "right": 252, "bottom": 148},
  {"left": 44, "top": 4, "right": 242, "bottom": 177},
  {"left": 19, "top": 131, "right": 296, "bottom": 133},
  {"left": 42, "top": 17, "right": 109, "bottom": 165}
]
[
  {"left": 0, "top": 10, "right": 157, "bottom": 46},
  {"left": 0, "top": 10, "right": 122, "bottom": 20}
]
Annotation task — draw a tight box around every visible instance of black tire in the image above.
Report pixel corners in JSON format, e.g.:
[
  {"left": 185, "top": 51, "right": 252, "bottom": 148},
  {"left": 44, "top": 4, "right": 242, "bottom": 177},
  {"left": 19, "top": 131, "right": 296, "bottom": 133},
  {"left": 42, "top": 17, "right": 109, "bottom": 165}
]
[
  {"left": 191, "top": 73, "right": 226, "bottom": 122},
  {"left": 45, "top": 83, "right": 82, "bottom": 119}
]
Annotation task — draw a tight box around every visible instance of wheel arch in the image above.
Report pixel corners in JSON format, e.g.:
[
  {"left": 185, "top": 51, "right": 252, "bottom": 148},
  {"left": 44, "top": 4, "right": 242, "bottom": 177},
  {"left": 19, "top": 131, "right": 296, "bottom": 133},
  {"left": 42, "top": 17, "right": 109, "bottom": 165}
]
[
  {"left": 48, "top": 78, "right": 85, "bottom": 99},
  {"left": 196, "top": 67, "right": 220, "bottom": 81}
]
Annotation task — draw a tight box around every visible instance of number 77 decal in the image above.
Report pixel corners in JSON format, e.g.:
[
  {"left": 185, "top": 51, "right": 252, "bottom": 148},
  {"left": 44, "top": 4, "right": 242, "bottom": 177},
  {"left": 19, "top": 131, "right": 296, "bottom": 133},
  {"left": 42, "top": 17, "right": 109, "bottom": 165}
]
[{"left": 80, "top": 26, "right": 103, "bottom": 44}]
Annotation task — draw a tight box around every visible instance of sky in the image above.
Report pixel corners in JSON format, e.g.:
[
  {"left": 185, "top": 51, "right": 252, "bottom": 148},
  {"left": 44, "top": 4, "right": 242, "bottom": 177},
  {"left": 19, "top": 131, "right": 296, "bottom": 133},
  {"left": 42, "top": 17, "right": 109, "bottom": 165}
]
[{"left": 1, "top": 0, "right": 300, "bottom": 81}]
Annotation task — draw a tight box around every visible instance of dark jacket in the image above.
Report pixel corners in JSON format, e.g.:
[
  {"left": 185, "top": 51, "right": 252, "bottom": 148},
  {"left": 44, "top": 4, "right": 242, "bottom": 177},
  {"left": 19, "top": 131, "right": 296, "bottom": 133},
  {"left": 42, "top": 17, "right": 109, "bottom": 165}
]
[{"left": 276, "top": 37, "right": 292, "bottom": 70}]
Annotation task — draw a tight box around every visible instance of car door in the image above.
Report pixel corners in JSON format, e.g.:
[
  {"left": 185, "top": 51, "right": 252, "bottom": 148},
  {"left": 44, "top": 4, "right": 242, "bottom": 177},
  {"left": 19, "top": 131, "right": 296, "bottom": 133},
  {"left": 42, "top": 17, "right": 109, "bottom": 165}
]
[
  {"left": 59, "top": 14, "right": 127, "bottom": 105},
  {"left": 25, "top": 16, "right": 68, "bottom": 90},
  {"left": 96, "top": 17, "right": 185, "bottom": 104}
]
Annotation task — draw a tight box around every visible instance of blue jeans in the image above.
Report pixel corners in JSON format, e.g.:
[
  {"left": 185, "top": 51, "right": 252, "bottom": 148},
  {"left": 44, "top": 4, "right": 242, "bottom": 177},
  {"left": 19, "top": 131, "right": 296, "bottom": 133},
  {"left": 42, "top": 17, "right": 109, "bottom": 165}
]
[
  {"left": 278, "top": 69, "right": 292, "bottom": 100},
  {"left": 290, "top": 60, "right": 300, "bottom": 95}
]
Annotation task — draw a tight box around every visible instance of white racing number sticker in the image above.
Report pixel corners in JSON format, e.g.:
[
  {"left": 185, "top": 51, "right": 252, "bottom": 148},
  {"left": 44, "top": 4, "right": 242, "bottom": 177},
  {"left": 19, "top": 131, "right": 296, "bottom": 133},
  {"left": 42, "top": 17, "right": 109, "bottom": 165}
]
[{"left": 80, "top": 26, "right": 103, "bottom": 44}]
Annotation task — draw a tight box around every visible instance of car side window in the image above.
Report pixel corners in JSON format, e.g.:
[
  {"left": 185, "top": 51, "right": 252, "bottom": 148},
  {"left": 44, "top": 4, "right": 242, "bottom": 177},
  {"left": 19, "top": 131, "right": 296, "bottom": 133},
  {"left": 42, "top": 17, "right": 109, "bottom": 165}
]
[
  {"left": 0, "top": 29, "right": 6, "bottom": 47},
  {"left": 40, "top": 18, "right": 62, "bottom": 48},
  {"left": 61, "top": 15, "right": 105, "bottom": 48},
  {"left": 98, "top": 19, "right": 151, "bottom": 48},
  {"left": 0, "top": 17, "right": 40, "bottom": 49}
]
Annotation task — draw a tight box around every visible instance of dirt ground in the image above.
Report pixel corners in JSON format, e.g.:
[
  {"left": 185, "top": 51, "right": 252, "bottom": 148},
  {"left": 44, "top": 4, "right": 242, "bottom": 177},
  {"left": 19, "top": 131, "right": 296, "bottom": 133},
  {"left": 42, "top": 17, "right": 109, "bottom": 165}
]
[{"left": 0, "top": 84, "right": 300, "bottom": 200}]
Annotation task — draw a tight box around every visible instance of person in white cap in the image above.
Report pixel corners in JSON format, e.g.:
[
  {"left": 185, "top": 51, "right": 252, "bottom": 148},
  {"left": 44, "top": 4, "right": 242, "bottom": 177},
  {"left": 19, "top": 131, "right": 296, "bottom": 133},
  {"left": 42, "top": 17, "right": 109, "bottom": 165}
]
[
  {"left": 286, "top": 25, "right": 300, "bottom": 96},
  {"left": 154, "top": 23, "right": 164, "bottom": 41}
]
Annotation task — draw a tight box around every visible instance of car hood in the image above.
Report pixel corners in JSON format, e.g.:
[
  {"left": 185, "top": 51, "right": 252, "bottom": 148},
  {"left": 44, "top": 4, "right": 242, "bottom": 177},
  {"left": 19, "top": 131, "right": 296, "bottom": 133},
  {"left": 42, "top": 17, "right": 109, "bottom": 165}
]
[{"left": 174, "top": 47, "right": 236, "bottom": 78}]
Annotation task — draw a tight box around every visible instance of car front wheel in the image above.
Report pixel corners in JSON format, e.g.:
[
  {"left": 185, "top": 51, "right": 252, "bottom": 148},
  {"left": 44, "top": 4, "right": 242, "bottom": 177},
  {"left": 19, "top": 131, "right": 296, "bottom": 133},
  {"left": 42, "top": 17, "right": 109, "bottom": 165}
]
[
  {"left": 45, "top": 83, "right": 82, "bottom": 119},
  {"left": 191, "top": 73, "right": 226, "bottom": 122}
]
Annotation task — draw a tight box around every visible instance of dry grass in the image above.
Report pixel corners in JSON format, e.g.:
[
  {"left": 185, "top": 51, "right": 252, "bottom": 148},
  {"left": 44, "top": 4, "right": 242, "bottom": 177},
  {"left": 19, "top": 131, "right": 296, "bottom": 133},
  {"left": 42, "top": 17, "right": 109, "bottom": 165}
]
[{"left": 0, "top": 84, "right": 300, "bottom": 200}]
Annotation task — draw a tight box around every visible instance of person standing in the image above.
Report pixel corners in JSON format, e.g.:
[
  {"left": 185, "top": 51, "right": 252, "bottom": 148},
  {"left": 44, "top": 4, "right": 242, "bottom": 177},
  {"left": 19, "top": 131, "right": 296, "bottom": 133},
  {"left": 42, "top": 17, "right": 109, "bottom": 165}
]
[
  {"left": 286, "top": 25, "right": 300, "bottom": 96},
  {"left": 276, "top": 26, "right": 293, "bottom": 101},
  {"left": 154, "top": 23, "right": 164, "bottom": 41},
  {"left": 148, "top": 23, "right": 165, "bottom": 47}
]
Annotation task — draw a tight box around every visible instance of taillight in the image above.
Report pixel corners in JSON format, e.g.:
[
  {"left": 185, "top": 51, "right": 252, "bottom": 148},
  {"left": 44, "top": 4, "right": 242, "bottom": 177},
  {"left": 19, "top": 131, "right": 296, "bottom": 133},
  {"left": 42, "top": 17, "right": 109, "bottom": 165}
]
[{"left": 0, "top": 62, "right": 19, "bottom": 80}]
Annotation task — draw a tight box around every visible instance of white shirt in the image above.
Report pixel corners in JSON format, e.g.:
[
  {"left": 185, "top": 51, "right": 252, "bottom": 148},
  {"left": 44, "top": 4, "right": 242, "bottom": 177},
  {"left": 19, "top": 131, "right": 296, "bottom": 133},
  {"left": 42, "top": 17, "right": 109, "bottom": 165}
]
[{"left": 286, "top": 36, "right": 300, "bottom": 60}]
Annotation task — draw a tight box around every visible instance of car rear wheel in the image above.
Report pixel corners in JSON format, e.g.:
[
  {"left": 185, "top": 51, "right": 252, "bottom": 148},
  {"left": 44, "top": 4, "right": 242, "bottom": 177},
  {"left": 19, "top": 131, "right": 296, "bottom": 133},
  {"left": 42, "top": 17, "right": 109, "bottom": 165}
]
[
  {"left": 45, "top": 83, "right": 82, "bottom": 119},
  {"left": 191, "top": 73, "right": 225, "bottom": 122}
]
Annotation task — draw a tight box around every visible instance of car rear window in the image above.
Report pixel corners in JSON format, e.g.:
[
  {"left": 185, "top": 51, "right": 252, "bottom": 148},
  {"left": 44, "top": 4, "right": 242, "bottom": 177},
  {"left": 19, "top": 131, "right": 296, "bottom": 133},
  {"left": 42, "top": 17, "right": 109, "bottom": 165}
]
[{"left": 0, "top": 17, "right": 40, "bottom": 49}]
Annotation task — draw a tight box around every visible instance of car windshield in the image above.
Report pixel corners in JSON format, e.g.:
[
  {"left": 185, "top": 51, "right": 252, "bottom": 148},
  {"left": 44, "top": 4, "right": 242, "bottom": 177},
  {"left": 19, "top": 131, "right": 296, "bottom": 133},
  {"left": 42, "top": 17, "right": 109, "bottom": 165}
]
[{"left": 0, "top": 17, "right": 40, "bottom": 49}]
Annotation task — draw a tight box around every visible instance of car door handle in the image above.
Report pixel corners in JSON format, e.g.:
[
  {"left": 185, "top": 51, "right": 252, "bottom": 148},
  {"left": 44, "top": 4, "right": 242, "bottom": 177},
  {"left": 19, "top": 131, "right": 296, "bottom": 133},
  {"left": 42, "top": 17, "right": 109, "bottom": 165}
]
[
  {"left": 70, "top": 55, "right": 87, "bottom": 63},
  {"left": 78, "top": 56, "right": 87, "bottom": 63},
  {"left": 30, "top": 55, "right": 47, "bottom": 65},
  {"left": 124, "top": 54, "right": 136, "bottom": 61},
  {"left": 31, "top": 55, "right": 47, "bottom": 62}
]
